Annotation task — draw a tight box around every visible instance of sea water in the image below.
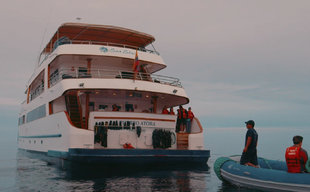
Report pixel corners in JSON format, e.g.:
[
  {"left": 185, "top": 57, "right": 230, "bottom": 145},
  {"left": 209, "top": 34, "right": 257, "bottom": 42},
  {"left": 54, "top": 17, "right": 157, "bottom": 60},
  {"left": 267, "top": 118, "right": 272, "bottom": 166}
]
[{"left": 1, "top": 126, "right": 309, "bottom": 192}]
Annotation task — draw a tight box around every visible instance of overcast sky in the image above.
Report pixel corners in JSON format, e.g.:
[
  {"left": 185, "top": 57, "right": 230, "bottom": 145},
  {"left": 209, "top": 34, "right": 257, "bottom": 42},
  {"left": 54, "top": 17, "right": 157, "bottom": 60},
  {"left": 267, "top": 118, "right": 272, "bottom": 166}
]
[{"left": 1, "top": 0, "right": 310, "bottom": 130}]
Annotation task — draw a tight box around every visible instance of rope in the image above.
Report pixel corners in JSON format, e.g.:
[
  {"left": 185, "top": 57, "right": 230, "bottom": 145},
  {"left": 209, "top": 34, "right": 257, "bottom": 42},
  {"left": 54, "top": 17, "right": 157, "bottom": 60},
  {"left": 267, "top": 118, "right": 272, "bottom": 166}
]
[{"left": 37, "top": 2, "right": 54, "bottom": 65}]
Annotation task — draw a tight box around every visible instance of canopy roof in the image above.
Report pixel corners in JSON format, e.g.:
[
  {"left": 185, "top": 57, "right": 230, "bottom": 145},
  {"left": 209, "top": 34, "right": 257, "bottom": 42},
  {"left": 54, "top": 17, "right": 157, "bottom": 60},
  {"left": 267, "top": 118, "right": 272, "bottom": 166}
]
[{"left": 42, "top": 23, "right": 155, "bottom": 53}]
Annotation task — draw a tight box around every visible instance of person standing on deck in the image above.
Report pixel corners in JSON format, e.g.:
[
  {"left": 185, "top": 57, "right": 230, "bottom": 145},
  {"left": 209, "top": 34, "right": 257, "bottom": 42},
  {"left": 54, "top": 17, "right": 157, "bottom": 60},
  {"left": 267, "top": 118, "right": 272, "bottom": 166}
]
[
  {"left": 186, "top": 107, "right": 195, "bottom": 133},
  {"left": 169, "top": 107, "right": 175, "bottom": 115},
  {"left": 240, "top": 120, "right": 258, "bottom": 168},
  {"left": 162, "top": 106, "right": 169, "bottom": 114},
  {"left": 177, "top": 105, "right": 188, "bottom": 133},
  {"left": 112, "top": 104, "right": 119, "bottom": 111},
  {"left": 176, "top": 108, "right": 180, "bottom": 132}
]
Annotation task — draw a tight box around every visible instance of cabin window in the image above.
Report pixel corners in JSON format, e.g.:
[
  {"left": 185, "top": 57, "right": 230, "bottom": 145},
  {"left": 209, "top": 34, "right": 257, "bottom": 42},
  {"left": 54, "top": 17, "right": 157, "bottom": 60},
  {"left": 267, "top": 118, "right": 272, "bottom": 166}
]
[
  {"left": 18, "top": 115, "right": 25, "bottom": 125},
  {"left": 26, "top": 104, "right": 46, "bottom": 123}
]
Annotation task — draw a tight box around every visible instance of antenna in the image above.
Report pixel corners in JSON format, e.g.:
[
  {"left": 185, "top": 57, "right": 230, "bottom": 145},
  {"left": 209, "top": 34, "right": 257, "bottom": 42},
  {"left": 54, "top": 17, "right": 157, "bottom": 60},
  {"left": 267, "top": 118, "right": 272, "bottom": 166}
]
[{"left": 36, "top": 4, "right": 54, "bottom": 67}]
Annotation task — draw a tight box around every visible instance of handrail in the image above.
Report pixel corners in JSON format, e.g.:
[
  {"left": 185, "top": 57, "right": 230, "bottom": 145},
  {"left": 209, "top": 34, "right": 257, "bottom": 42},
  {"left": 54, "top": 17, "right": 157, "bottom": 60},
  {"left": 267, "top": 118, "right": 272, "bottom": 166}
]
[
  {"left": 69, "top": 40, "right": 160, "bottom": 55},
  {"left": 29, "top": 83, "right": 44, "bottom": 101},
  {"left": 49, "top": 68, "right": 182, "bottom": 88},
  {"left": 64, "top": 111, "right": 76, "bottom": 128},
  {"left": 38, "top": 40, "right": 159, "bottom": 66},
  {"left": 191, "top": 117, "right": 204, "bottom": 134}
]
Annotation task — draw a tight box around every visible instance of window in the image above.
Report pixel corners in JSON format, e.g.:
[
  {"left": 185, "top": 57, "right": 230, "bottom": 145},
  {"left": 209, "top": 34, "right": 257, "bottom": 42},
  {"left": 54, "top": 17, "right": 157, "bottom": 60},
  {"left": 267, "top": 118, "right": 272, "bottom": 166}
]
[
  {"left": 26, "top": 104, "right": 46, "bottom": 123},
  {"left": 18, "top": 115, "right": 25, "bottom": 125}
]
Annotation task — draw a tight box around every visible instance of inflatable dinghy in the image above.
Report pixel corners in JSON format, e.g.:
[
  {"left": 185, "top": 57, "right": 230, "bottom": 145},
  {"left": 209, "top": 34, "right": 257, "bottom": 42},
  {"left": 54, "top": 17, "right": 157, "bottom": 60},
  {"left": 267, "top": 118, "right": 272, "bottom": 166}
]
[{"left": 214, "top": 155, "right": 310, "bottom": 192}]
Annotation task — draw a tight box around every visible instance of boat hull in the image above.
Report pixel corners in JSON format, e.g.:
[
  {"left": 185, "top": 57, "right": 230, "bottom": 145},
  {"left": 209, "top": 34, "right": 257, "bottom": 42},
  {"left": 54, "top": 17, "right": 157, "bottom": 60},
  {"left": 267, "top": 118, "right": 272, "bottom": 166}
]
[
  {"left": 214, "top": 156, "right": 310, "bottom": 192},
  {"left": 19, "top": 148, "right": 210, "bottom": 168}
]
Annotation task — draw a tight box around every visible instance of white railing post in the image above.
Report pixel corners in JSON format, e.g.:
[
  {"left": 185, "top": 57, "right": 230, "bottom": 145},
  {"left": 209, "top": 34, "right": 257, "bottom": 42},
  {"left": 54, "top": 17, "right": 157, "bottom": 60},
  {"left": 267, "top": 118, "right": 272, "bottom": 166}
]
[{"left": 119, "top": 71, "right": 122, "bottom": 79}]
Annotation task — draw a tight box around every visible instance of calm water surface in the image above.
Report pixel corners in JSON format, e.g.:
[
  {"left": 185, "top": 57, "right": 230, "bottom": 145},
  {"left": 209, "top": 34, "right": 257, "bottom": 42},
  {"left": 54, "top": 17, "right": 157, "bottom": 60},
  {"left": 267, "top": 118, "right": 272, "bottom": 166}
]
[{"left": 1, "top": 126, "right": 309, "bottom": 191}]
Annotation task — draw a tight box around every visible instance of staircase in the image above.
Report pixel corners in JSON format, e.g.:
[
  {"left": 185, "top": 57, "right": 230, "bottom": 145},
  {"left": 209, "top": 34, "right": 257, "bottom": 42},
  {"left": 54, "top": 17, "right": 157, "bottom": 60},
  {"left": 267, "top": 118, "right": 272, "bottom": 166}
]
[
  {"left": 177, "top": 133, "right": 189, "bottom": 150},
  {"left": 66, "top": 95, "right": 82, "bottom": 128}
]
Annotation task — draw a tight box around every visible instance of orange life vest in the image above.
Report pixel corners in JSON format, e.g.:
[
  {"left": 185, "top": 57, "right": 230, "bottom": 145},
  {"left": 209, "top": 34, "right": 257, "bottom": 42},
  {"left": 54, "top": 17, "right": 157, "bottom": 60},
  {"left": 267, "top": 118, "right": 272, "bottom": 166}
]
[
  {"left": 285, "top": 146, "right": 301, "bottom": 173},
  {"left": 162, "top": 109, "right": 169, "bottom": 114},
  {"left": 188, "top": 110, "right": 194, "bottom": 120},
  {"left": 178, "top": 109, "right": 187, "bottom": 119}
]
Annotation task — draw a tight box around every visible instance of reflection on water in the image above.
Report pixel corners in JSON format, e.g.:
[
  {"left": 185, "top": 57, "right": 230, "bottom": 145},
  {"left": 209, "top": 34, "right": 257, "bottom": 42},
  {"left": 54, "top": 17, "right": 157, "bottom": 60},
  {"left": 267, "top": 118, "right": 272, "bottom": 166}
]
[{"left": 14, "top": 151, "right": 214, "bottom": 192}]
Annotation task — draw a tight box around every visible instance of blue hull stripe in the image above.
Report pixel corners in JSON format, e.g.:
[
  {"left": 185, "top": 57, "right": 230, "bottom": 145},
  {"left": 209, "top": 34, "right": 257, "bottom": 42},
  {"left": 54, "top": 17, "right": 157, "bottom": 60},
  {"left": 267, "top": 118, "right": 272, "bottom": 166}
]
[
  {"left": 19, "top": 134, "right": 62, "bottom": 138},
  {"left": 20, "top": 148, "right": 210, "bottom": 166}
]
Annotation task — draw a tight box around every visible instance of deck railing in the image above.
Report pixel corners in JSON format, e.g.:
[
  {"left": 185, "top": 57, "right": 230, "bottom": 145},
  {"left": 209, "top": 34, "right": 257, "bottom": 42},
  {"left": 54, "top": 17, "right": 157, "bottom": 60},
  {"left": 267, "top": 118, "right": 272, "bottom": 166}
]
[
  {"left": 49, "top": 68, "right": 182, "bottom": 88},
  {"left": 30, "top": 83, "right": 44, "bottom": 101},
  {"left": 68, "top": 40, "right": 160, "bottom": 55},
  {"left": 39, "top": 40, "right": 159, "bottom": 65}
]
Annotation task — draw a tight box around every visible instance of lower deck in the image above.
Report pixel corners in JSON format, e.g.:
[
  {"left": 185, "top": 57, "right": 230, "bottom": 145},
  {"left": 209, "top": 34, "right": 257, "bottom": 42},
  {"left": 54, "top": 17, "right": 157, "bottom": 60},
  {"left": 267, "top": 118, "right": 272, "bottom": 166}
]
[
  {"left": 18, "top": 109, "right": 205, "bottom": 152},
  {"left": 19, "top": 87, "right": 205, "bottom": 153}
]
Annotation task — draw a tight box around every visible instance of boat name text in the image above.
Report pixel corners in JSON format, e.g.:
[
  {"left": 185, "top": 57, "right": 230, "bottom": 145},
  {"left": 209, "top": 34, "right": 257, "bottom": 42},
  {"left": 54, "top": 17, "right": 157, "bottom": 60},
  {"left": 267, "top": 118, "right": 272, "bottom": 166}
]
[{"left": 100, "top": 46, "right": 135, "bottom": 55}]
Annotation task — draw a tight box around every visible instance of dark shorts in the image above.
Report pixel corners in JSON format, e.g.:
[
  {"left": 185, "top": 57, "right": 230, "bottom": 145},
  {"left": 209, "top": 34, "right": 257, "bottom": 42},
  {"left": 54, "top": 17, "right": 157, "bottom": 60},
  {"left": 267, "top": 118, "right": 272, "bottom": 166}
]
[{"left": 240, "top": 150, "right": 258, "bottom": 166}]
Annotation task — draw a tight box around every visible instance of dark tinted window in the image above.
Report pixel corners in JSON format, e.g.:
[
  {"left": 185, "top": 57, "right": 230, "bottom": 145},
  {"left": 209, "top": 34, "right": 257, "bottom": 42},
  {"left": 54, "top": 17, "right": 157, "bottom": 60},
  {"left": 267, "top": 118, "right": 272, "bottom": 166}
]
[
  {"left": 26, "top": 104, "right": 46, "bottom": 123},
  {"left": 18, "top": 115, "right": 25, "bottom": 125}
]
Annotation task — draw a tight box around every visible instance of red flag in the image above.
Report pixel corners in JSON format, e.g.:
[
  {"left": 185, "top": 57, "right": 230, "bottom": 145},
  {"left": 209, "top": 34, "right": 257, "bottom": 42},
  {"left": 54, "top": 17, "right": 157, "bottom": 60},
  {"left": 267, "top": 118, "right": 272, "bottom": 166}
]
[{"left": 132, "top": 50, "right": 139, "bottom": 72}]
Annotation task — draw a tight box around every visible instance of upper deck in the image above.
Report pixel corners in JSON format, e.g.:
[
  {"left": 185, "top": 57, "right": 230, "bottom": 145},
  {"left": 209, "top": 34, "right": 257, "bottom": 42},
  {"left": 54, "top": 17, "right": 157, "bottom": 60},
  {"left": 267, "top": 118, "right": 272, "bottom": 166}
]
[
  {"left": 39, "top": 23, "right": 160, "bottom": 65},
  {"left": 42, "top": 23, "right": 155, "bottom": 53},
  {"left": 28, "top": 23, "right": 168, "bottom": 86},
  {"left": 23, "top": 23, "right": 187, "bottom": 107}
]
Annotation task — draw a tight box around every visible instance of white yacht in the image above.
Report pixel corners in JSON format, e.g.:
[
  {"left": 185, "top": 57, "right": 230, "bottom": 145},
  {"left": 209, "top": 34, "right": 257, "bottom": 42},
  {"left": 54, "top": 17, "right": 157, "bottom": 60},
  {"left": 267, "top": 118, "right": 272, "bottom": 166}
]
[{"left": 18, "top": 23, "right": 210, "bottom": 166}]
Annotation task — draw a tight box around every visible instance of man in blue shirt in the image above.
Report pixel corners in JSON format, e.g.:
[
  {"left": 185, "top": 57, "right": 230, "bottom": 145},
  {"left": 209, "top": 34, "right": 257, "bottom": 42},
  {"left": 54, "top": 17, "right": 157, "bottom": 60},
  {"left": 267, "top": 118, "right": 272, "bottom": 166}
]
[{"left": 240, "top": 120, "right": 258, "bottom": 167}]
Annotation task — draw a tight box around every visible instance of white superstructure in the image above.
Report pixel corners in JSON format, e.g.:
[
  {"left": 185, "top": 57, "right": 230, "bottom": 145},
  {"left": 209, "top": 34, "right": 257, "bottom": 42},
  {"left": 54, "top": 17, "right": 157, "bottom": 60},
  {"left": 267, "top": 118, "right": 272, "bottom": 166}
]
[{"left": 18, "top": 23, "right": 205, "bottom": 158}]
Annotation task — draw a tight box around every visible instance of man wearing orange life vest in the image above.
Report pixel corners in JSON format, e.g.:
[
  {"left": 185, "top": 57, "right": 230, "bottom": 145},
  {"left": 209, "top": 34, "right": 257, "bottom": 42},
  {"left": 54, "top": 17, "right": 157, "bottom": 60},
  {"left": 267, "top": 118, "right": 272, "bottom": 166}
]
[
  {"left": 162, "top": 106, "right": 169, "bottom": 114},
  {"left": 169, "top": 107, "right": 175, "bottom": 115},
  {"left": 285, "top": 135, "right": 308, "bottom": 173},
  {"left": 186, "top": 107, "right": 195, "bottom": 133},
  {"left": 177, "top": 105, "right": 188, "bottom": 133},
  {"left": 112, "top": 104, "right": 119, "bottom": 111}
]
